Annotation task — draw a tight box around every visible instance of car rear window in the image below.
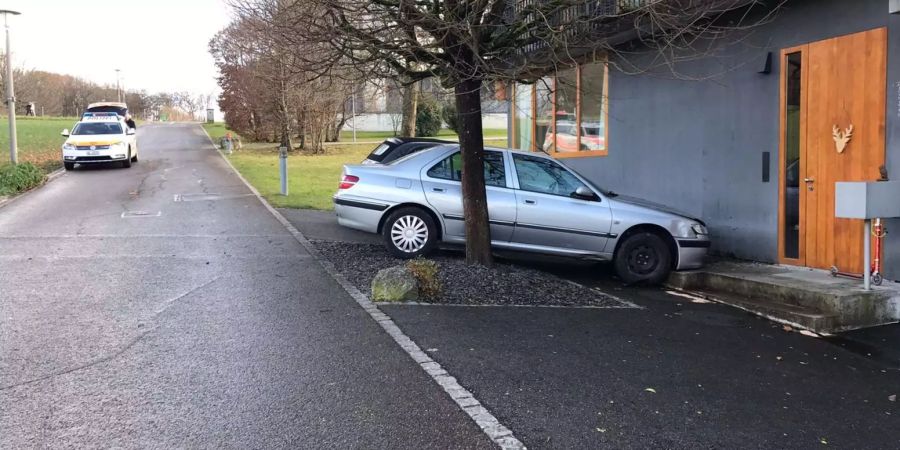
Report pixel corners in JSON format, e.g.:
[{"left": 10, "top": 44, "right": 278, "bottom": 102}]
[{"left": 370, "top": 143, "right": 390, "bottom": 156}]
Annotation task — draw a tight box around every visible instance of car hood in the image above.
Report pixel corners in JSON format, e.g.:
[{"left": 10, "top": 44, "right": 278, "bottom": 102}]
[{"left": 611, "top": 194, "right": 704, "bottom": 224}]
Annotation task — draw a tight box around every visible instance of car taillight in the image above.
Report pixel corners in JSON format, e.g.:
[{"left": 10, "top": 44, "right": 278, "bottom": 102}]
[{"left": 338, "top": 175, "right": 359, "bottom": 190}]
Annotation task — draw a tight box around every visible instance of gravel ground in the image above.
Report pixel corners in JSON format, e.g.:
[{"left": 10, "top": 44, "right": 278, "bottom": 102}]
[{"left": 311, "top": 240, "right": 627, "bottom": 307}]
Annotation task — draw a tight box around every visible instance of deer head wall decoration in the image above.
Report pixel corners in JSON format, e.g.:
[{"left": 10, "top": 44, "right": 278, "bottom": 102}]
[{"left": 832, "top": 124, "right": 853, "bottom": 154}]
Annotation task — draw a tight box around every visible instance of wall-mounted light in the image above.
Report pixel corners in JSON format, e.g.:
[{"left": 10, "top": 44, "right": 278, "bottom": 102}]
[{"left": 758, "top": 52, "right": 772, "bottom": 74}]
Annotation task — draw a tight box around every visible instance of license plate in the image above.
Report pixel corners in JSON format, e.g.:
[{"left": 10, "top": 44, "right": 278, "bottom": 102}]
[{"left": 87, "top": 151, "right": 99, "bottom": 156}]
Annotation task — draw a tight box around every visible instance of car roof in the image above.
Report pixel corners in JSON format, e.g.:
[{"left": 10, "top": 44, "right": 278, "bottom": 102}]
[{"left": 384, "top": 137, "right": 454, "bottom": 145}]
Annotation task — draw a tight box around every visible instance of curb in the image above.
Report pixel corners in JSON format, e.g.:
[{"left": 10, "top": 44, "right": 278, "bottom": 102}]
[
  {"left": 0, "top": 167, "right": 66, "bottom": 211},
  {"left": 198, "top": 125, "right": 526, "bottom": 449}
]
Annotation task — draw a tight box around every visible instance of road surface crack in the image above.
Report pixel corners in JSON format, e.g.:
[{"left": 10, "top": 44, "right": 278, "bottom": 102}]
[{"left": 0, "top": 276, "right": 222, "bottom": 392}]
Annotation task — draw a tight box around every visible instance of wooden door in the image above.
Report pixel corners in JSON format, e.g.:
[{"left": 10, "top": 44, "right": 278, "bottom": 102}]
[{"left": 779, "top": 28, "right": 886, "bottom": 273}]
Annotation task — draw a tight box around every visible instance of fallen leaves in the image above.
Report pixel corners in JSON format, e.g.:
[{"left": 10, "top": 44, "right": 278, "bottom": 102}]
[{"left": 889, "top": 394, "right": 896, "bottom": 402}]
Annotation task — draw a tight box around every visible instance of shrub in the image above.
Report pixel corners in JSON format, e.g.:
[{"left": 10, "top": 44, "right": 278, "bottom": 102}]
[
  {"left": 0, "top": 163, "right": 46, "bottom": 196},
  {"left": 405, "top": 258, "right": 443, "bottom": 300},
  {"left": 415, "top": 94, "right": 443, "bottom": 137},
  {"left": 441, "top": 102, "right": 459, "bottom": 134}
]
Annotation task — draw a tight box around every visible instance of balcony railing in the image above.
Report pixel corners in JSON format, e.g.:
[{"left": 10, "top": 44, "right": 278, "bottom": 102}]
[{"left": 510, "top": 0, "right": 660, "bottom": 56}]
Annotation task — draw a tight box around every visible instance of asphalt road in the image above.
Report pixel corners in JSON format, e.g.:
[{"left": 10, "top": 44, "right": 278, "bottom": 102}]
[
  {"left": 0, "top": 124, "right": 492, "bottom": 448},
  {"left": 385, "top": 267, "right": 900, "bottom": 449}
]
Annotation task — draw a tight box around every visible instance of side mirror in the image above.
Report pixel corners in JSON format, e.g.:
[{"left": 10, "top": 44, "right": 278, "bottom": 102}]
[
  {"left": 126, "top": 128, "right": 136, "bottom": 135},
  {"left": 61, "top": 129, "right": 70, "bottom": 137},
  {"left": 573, "top": 186, "right": 598, "bottom": 201}
]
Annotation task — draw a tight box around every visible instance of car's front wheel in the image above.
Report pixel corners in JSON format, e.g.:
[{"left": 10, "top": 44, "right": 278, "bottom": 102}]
[
  {"left": 614, "top": 232, "right": 673, "bottom": 285},
  {"left": 64, "top": 162, "right": 75, "bottom": 171},
  {"left": 382, "top": 207, "right": 437, "bottom": 259},
  {"left": 122, "top": 149, "right": 132, "bottom": 168}
]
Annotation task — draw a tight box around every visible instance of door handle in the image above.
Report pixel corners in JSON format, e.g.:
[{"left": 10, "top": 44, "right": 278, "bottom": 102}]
[
  {"left": 432, "top": 187, "right": 445, "bottom": 192},
  {"left": 804, "top": 177, "right": 815, "bottom": 191},
  {"left": 804, "top": 178, "right": 815, "bottom": 183},
  {"left": 524, "top": 199, "right": 536, "bottom": 205}
]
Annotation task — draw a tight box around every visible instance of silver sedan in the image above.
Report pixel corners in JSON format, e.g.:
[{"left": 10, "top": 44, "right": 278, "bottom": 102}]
[{"left": 333, "top": 145, "right": 709, "bottom": 284}]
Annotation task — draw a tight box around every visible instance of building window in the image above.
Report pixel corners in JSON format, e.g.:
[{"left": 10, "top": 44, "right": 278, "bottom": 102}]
[
  {"left": 535, "top": 77, "right": 553, "bottom": 153},
  {"left": 512, "top": 83, "right": 533, "bottom": 151},
  {"left": 511, "top": 59, "right": 609, "bottom": 158}
]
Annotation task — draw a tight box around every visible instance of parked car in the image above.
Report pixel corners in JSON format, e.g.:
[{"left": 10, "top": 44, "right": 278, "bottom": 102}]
[
  {"left": 361, "top": 137, "right": 454, "bottom": 165},
  {"left": 61, "top": 112, "right": 139, "bottom": 170},
  {"left": 334, "top": 145, "right": 709, "bottom": 284}
]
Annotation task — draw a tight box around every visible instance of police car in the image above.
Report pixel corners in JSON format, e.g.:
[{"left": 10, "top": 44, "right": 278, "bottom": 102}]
[{"left": 61, "top": 112, "right": 138, "bottom": 170}]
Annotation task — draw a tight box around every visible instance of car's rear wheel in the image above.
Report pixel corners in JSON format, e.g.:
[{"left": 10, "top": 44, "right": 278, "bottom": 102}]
[
  {"left": 382, "top": 207, "right": 437, "bottom": 259},
  {"left": 64, "top": 162, "right": 75, "bottom": 171},
  {"left": 614, "top": 232, "right": 672, "bottom": 285}
]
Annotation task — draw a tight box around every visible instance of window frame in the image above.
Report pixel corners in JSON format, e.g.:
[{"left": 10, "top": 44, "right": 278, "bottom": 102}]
[{"left": 509, "top": 58, "right": 609, "bottom": 159}]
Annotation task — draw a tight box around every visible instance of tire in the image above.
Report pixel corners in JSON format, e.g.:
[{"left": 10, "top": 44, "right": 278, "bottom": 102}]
[
  {"left": 122, "top": 150, "right": 132, "bottom": 168},
  {"left": 64, "top": 162, "right": 75, "bottom": 171},
  {"left": 382, "top": 207, "right": 438, "bottom": 259},
  {"left": 614, "top": 232, "right": 673, "bottom": 285},
  {"left": 131, "top": 151, "right": 138, "bottom": 162}
]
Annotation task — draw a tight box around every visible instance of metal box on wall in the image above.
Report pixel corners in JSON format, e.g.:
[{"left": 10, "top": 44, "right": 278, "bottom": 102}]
[{"left": 835, "top": 181, "right": 900, "bottom": 219}]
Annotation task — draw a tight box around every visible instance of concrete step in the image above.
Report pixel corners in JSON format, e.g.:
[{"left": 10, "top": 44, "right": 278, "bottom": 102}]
[
  {"left": 668, "top": 264, "right": 900, "bottom": 333},
  {"left": 684, "top": 288, "right": 840, "bottom": 332}
]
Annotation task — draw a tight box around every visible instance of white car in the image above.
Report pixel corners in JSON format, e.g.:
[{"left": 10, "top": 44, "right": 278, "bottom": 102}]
[{"left": 61, "top": 113, "right": 138, "bottom": 170}]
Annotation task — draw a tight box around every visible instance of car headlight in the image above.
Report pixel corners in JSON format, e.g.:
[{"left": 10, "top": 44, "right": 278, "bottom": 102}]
[
  {"left": 692, "top": 223, "right": 708, "bottom": 236},
  {"left": 62, "top": 143, "right": 76, "bottom": 151},
  {"left": 111, "top": 141, "right": 126, "bottom": 149}
]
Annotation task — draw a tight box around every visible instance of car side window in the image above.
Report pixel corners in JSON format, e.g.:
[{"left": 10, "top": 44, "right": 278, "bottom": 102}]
[
  {"left": 426, "top": 151, "right": 507, "bottom": 188},
  {"left": 512, "top": 154, "right": 586, "bottom": 197}
]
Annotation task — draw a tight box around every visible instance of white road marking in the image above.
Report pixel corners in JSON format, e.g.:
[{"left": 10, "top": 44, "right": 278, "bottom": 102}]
[
  {"left": 665, "top": 290, "right": 713, "bottom": 303},
  {"left": 120, "top": 211, "right": 161, "bottom": 218},
  {"left": 203, "top": 126, "right": 526, "bottom": 450}
]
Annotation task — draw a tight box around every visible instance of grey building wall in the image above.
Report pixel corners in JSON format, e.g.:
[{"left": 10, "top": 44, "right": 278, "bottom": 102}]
[{"left": 564, "top": 0, "right": 900, "bottom": 279}]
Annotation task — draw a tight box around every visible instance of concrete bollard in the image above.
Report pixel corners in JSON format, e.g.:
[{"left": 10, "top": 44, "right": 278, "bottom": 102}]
[{"left": 279, "top": 146, "right": 288, "bottom": 196}]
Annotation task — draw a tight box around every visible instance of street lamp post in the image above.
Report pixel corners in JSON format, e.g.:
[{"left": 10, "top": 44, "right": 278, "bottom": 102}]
[
  {"left": 115, "top": 69, "right": 121, "bottom": 102},
  {"left": 1, "top": 9, "right": 21, "bottom": 165}
]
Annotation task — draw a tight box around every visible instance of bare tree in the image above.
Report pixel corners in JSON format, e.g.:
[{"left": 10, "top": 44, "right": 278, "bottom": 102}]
[{"left": 228, "top": 0, "right": 782, "bottom": 265}]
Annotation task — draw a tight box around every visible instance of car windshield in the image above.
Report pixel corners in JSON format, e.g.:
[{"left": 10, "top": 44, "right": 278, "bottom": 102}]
[{"left": 72, "top": 122, "right": 123, "bottom": 136}]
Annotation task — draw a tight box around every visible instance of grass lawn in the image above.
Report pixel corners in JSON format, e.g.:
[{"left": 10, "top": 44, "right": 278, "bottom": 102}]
[
  {"left": 228, "top": 143, "right": 373, "bottom": 210},
  {"left": 0, "top": 116, "right": 78, "bottom": 173},
  {"left": 202, "top": 122, "right": 510, "bottom": 210},
  {"left": 202, "top": 121, "right": 237, "bottom": 142}
]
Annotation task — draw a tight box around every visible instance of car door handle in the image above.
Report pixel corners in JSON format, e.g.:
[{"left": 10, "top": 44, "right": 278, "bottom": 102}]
[
  {"left": 524, "top": 199, "right": 536, "bottom": 205},
  {"left": 432, "top": 187, "right": 445, "bottom": 193}
]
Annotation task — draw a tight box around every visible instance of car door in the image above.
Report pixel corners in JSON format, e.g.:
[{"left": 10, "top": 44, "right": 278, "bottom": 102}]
[
  {"left": 421, "top": 150, "right": 517, "bottom": 241},
  {"left": 510, "top": 153, "right": 613, "bottom": 253}
]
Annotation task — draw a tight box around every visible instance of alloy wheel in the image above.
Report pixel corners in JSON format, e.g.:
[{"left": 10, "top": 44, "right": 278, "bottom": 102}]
[{"left": 390, "top": 215, "right": 429, "bottom": 253}]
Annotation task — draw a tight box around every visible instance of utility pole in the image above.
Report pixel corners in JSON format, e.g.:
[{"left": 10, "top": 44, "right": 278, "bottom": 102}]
[
  {"left": 115, "top": 69, "right": 121, "bottom": 102},
  {"left": 1, "top": 9, "right": 21, "bottom": 165}
]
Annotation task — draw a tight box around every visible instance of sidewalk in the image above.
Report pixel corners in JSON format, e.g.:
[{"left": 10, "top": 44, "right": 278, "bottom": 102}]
[{"left": 283, "top": 208, "right": 900, "bottom": 448}]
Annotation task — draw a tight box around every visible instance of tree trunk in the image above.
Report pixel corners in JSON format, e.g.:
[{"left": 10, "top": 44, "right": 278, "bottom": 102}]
[
  {"left": 454, "top": 78, "right": 492, "bottom": 266},
  {"left": 400, "top": 82, "right": 418, "bottom": 137}
]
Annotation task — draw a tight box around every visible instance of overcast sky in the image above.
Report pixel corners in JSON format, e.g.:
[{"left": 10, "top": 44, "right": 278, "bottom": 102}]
[{"left": 5, "top": 0, "right": 232, "bottom": 96}]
